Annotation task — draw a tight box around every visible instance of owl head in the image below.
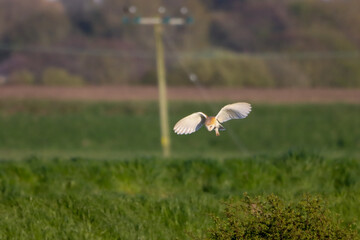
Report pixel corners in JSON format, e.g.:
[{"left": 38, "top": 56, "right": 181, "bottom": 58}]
[{"left": 204, "top": 117, "right": 216, "bottom": 131}]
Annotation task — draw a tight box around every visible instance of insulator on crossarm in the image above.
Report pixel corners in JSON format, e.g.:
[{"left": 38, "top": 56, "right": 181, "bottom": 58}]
[
  {"left": 158, "top": 6, "right": 166, "bottom": 14},
  {"left": 123, "top": 5, "right": 137, "bottom": 14},
  {"left": 180, "top": 7, "right": 188, "bottom": 15}
]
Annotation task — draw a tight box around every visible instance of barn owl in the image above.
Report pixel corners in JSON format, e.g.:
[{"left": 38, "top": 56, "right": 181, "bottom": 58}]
[{"left": 173, "top": 102, "right": 251, "bottom": 136}]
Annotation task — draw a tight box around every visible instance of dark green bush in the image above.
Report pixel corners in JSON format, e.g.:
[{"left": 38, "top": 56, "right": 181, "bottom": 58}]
[{"left": 208, "top": 194, "right": 358, "bottom": 240}]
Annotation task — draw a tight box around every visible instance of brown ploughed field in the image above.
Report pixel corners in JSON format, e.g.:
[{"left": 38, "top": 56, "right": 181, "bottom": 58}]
[{"left": 0, "top": 86, "right": 359, "bottom": 103}]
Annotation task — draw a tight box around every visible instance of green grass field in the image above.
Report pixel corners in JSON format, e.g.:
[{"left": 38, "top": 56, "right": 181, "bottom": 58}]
[{"left": 0, "top": 100, "right": 359, "bottom": 239}]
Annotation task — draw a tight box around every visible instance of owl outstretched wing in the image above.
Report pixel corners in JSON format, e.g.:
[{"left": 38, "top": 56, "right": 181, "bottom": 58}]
[
  {"left": 215, "top": 102, "right": 251, "bottom": 123},
  {"left": 173, "top": 112, "right": 207, "bottom": 135}
]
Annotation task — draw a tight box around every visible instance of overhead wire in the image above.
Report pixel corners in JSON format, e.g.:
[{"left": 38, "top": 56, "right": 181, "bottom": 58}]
[
  {"left": 0, "top": 44, "right": 155, "bottom": 58},
  {"left": 1, "top": 43, "right": 359, "bottom": 59}
]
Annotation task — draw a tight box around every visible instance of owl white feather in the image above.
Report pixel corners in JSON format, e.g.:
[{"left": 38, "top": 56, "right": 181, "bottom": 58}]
[{"left": 173, "top": 102, "right": 251, "bottom": 136}]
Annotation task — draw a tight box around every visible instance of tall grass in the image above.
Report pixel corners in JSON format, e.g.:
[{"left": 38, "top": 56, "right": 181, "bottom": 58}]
[{"left": 0, "top": 154, "right": 359, "bottom": 239}]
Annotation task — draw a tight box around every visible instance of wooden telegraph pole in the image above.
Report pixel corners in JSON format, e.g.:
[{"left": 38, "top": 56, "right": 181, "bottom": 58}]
[
  {"left": 154, "top": 23, "right": 170, "bottom": 157},
  {"left": 123, "top": 6, "right": 193, "bottom": 157}
]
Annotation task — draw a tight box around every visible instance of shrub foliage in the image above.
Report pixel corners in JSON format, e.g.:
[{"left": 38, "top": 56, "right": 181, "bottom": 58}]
[
  {"left": 8, "top": 70, "right": 35, "bottom": 85},
  {"left": 42, "top": 67, "right": 84, "bottom": 86},
  {"left": 208, "top": 194, "right": 358, "bottom": 240}
]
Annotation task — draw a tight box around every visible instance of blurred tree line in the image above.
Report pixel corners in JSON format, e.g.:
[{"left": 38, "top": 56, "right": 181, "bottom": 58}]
[{"left": 0, "top": 0, "right": 359, "bottom": 87}]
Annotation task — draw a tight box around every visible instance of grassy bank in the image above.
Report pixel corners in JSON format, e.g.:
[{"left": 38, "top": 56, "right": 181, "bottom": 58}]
[{"left": 0, "top": 154, "right": 359, "bottom": 239}]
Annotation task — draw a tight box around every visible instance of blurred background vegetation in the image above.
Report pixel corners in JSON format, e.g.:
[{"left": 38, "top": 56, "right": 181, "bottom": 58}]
[{"left": 0, "top": 0, "right": 360, "bottom": 87}]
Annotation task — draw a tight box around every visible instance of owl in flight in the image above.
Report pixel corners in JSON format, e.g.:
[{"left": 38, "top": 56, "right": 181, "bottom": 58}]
[{"left": 173, "top": 102, "right": 251, "bottom": 136}]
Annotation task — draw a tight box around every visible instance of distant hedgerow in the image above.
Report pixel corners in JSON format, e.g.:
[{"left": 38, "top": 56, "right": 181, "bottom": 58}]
[
  {"left": 42, "top": 67, "right": 84, "bottom": 86},
  {"left": 207, "top": 194, "right": 358, "bottom": 240}
]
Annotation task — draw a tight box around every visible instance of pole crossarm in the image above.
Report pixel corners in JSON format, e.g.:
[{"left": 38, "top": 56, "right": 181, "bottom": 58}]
[{"left": 122, "top": 16, "right": 194, "bottom": 25}]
